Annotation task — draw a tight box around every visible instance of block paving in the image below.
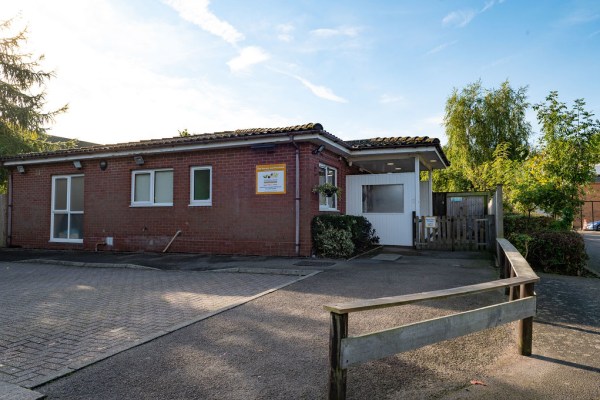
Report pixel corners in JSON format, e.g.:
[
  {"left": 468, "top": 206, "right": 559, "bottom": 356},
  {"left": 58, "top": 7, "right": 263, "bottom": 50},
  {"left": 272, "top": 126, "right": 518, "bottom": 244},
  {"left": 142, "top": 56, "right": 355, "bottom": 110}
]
[{"left": 0, "top": 262, "right": 301, "bottom": 388}]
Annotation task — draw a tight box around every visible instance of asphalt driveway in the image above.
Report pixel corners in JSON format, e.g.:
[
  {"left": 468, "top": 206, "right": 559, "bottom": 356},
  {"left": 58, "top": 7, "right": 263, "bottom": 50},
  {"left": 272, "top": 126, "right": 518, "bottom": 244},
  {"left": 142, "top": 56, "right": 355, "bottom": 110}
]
[{"left": 582, "top": 231, "right": 600, "bottom": 276}]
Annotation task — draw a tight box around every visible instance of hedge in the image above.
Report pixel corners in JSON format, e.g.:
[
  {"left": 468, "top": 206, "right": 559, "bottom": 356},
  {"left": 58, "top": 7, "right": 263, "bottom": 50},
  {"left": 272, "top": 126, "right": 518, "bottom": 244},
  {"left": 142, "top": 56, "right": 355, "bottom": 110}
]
[
  {"left": 312, "top": 215, "right": 379, "bottom": 258},
  {"left": 504, "top": 214, "right": 558, "bottom": 235},
  {"left": 504, "top": 213, "right": 589, "bottom": 276}
]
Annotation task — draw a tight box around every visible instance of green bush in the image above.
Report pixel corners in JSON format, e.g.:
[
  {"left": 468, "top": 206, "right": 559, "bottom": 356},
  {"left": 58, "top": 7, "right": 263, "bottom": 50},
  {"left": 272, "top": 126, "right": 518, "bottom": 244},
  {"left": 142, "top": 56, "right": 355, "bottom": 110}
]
[
  {"left": 506, "top": 233, "right": 533, "bottom": 258},
  {"left": 526, "top": 231, "right": 588, "bottom": 276},
  {"left": 313, "top": 227, "right": 355, "bottom": 258},
  {"left": 504, "top": 214, "right": 556, "bottom": 235},
  {"left": 505, "top": 214, "right": 588, "bottom": 276},
  {"left": 312, "top": 215, "right": 379, "bottom": 258}
]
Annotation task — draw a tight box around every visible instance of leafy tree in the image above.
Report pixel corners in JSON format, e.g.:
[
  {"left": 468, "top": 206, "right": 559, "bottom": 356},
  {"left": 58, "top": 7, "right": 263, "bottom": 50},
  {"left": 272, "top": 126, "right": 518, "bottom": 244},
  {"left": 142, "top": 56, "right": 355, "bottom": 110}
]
[
  {"left": 434, "top": 80, "right": 532, "bottom": 192},
  {"left": 528, "top": 92, "right": 600, "bottom": 227},
  {"left": 0, "top": 18, "right": 69, "bottom": 190}
]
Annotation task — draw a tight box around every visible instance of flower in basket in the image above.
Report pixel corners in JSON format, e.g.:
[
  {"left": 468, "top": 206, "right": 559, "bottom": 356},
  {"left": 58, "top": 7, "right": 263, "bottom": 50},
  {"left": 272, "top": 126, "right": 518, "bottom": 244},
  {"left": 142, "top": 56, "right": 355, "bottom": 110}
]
[{"left": 313, "top": 182, "right": 340, "bottom": 198}]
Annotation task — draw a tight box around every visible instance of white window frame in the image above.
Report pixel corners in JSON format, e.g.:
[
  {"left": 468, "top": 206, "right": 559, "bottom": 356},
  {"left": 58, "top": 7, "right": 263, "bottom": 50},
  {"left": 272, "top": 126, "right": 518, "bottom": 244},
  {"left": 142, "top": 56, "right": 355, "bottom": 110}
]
[
  {"left": 131, "top": 169, "right": 174, "bottom": 207},
  {"left": 50, "top": 174, "right": 84, "bottom": 243},
  {"left": 319, "top": 163, "right": 338, "bottom": 211},
  {"left": 189, "top": 166, "right": 212, "bottom": 206}
]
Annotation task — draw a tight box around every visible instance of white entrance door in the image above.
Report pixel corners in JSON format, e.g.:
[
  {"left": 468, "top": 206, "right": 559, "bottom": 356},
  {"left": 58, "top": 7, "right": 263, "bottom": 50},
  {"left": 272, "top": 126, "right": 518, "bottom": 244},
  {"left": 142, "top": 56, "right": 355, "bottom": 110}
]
[{"left": 346, "top": 173, "right": 415, "bottom": 246}]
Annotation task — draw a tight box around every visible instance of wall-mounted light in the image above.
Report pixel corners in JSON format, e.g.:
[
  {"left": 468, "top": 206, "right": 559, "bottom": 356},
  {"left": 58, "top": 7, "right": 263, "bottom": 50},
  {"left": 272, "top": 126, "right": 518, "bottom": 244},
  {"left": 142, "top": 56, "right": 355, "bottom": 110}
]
[
  {"left": 16, "top": 165, "right": 25, "bottom": 174},
  {"left": 99, "top": 160, "right": 108, "bottom": 171},
  {"left": 134, "top": 155, "right": 144, "bottom": 165},
  {"left": 312, "top": 144, "right": 325, "bottom": 155},
  {"left": 73, "top": 160, "right": 82, "bottom": 169},
  {"left": 430, "top": 159, "right": 438, "bottom": 163}
]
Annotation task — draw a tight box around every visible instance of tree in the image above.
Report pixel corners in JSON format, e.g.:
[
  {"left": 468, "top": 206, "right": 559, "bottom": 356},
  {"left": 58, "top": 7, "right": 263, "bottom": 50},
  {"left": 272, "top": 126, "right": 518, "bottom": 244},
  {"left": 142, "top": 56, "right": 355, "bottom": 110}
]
[
  {"left": 434, "top": 80, "right": 532, "bottom": 192},
  {"left": 528, "top": 92, "right": 600, "bottom": 226},
  {"left": 0, "top": 18, "right": 68, "bottom": 190}
]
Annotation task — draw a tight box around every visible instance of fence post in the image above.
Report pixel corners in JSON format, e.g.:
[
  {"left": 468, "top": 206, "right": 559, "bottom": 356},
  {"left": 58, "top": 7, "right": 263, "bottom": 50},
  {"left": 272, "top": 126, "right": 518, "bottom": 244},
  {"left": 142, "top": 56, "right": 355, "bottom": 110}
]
[
  {"left": 329, "top": 312, "right": 348, "bottom": 400},
  {"left": 412, "top": 211, "right": 417, "bottom": 249},
  {"left": 495, "top": 184, "right": 504, "bottom": 239},
  {"left": 518, "top": 283, "right": 535, "bottom": 356}
]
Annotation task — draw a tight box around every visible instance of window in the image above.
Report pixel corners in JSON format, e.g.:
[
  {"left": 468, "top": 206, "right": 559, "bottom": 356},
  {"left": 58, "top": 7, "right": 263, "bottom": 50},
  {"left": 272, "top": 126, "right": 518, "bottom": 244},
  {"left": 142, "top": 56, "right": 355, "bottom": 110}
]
[
  {"left": 131, "top": 169, "right": 173, "bottom": 206},
  {"left": 51, "top": 175, "right": 84, "bottom": 243},
  {"left": 362, "top": 184, "right": 404, "bottom": 213},
  {"left": 190, "top": 166, "right": 212, "bottom": 206},
  {"left": 319, "top": 164, "right": 338, "bottom": 211}
]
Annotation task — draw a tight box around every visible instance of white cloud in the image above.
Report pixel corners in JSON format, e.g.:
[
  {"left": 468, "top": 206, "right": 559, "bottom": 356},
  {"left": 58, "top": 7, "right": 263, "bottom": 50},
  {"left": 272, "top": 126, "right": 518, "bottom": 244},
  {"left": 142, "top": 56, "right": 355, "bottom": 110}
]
[
  {"left": 269, "top": 68, "right": 347, "bottom": 103},
  {"left": 276, "top": 23, "right": 294, "bottom": 42},
  {"left": 292, "top": 75, "right": 347, "bottom": 103},
  {"left": 310, "top": 26, "right": 360, "bottom": 38},
  {"left": 163, "top": 0, "right": 244, "bottom": 44},
  {"left": 426, "top": 40, "right": 458, "bottom": 55},
  {"left": 0, "top": 0, "right": 288, "bottom": 144},
  {"left": 227, "top": 46, "right": 270, "bottom": 72},
  {"left": 442, "top": 10, "right": 476, "bottom": 28}
]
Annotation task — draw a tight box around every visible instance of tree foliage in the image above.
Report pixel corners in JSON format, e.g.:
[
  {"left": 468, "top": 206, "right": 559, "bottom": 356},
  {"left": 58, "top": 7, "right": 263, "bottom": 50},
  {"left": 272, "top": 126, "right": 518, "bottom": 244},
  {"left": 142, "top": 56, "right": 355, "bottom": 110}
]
[
  {"left": 0, "top": 18, "right": 69, "bottom": 190},
  {"left": 444, "top": 80, "right": 531, "bottom": 169},
  {"left": 525, "top": 92, "right": 600, "bottom": 226},
  {"left": 434, "top": 80, "right": 531, "bottom": 192}
]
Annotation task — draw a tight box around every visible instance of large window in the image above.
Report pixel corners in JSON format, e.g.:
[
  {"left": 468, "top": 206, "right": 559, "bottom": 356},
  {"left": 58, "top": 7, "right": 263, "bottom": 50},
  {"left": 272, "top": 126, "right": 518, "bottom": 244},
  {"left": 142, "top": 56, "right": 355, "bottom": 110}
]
[
  {"left": 319, "top": 164, "right": 338, "bottom": 211},
  {"left": 190, "top": 166, "right": 212, "bottom": 206},
  {"left": 51, "top": 175, "right": 84, "bottom": 242},
  {"left": 362, "top": 184, "right": 404, "bottom": 213},
  {"left": 131, "top": 169, "right": 173, "bottom": 206}
]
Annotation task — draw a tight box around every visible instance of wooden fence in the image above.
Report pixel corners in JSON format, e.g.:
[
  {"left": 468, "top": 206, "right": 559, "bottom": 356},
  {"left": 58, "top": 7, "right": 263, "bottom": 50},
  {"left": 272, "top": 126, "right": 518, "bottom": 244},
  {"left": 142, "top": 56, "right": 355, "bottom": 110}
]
[
  {"left": 413, "top": 214, "right": 495, "bottom": 251},
  {"left": 323, "top": 238, "right": 539, "bottom": 399}
]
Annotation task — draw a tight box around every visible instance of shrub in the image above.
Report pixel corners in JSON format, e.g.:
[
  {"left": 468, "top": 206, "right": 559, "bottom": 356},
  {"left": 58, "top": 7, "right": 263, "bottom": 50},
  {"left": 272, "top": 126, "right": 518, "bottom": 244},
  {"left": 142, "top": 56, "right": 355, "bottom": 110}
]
[
  {"left": 313, "top": 227, "right": 355, "bottom": 258},
  {"left": 504, "top": 214, "right": 556, "bottom": 235},
  {"left": 505, "top": 214, "right": 588, "bottom": 276},
  {"left": 506, "top": 233, "right": 533, "bottom": 258},
  {"left": 312, "top": 215, "right": 379, "bottom": 258}
]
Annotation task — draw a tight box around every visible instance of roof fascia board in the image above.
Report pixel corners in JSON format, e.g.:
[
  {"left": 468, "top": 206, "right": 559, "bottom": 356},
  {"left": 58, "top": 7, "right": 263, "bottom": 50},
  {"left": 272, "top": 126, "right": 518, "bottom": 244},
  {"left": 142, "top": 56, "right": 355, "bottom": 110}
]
[{"left": 2, "top": 136, "right": 296, "bottom": 166}]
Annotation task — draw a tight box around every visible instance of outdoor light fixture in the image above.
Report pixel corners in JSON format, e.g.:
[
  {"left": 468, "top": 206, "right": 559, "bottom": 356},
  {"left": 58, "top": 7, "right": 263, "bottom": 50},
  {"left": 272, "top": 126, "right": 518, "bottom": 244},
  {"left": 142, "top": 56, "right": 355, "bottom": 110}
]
[
  {"left": 16, "top": 165, "right": 25, "bottom": 174},
  {"left": 430, "top": 159, "right": 438, "bottom": 163},
  {"left": 99, "top": 160, "right": 108, "bottom": 171},
  {"left": 134, "top": 155, "right": 144, "bottom": 165},
  {"left": 386, "top": 162, "right": 395, "bottom": 166},
  {"left": 73, "top": 160, "right": 82, "bottom": 169},
  {"left": 312, "top": 144, "right": 325, "bottom": 155}
]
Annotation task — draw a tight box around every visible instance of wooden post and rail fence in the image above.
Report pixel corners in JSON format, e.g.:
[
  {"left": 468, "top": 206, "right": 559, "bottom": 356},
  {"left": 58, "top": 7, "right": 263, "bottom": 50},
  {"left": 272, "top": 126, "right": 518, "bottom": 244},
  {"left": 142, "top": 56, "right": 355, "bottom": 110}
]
[{"left": 323, "top": 238, "right": 539, "bottom": 400}]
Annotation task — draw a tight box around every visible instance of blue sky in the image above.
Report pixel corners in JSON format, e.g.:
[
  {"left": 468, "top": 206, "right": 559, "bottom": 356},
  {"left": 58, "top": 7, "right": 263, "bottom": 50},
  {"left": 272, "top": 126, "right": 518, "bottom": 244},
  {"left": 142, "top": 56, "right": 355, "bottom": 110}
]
[{"left": 2, "top": 0, "right": 599, "bottom": 145}]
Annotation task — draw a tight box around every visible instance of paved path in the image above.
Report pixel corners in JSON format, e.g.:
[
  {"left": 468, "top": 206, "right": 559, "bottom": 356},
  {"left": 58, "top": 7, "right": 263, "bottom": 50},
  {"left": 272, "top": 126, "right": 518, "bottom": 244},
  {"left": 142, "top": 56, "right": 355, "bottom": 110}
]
[
  {"left": 0, "top": 262, "right": 313, "bottom": 389},
  {"left": 38, "top": 253, "right": 517, "bottom": 399},
  {"left": 442, "top": 272, "right": 600, "bottom": 399},
  {"left": 583, "top": 231, "right": 600, "bottom": 276}
]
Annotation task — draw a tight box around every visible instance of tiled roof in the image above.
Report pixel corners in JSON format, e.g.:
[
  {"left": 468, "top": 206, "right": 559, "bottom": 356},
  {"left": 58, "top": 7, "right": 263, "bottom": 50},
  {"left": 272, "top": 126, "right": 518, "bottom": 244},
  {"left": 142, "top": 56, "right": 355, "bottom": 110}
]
[
  {"left": 346, "top": 136, "right": 440, "bottom": 149},
  {"left": 0, "top": 123, "right": 448, "bottom": 165},
  {"left": 347, "top": 136, "right": 449, "bottom": 165},
  {"left": 0, "top": 123, "right": 329, "bottom": 162}
]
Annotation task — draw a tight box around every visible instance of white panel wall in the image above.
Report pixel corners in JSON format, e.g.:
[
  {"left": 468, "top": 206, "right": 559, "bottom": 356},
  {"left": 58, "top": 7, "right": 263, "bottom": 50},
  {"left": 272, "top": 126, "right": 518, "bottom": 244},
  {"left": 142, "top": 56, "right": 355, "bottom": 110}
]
[{"left": 347, "top": 173, "right": 415, "bottom": 246}]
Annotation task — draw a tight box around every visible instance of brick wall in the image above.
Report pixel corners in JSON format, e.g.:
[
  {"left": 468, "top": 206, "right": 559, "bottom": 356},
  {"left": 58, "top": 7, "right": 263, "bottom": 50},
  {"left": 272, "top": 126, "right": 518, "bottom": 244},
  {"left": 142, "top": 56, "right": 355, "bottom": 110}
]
[
  {"left": 9, "top": 142, "right": 352, "bottom": 256},
  {"left": 576, "top": 182, "right": 600, "bottom": 229}
]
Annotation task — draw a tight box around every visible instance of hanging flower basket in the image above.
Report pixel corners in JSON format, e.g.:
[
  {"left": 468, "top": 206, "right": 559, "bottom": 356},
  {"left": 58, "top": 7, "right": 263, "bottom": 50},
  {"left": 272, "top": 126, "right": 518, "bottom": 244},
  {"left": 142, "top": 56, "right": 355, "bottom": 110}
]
[{"left": 313, "top": 183, "right": 340, "bottom": 198}]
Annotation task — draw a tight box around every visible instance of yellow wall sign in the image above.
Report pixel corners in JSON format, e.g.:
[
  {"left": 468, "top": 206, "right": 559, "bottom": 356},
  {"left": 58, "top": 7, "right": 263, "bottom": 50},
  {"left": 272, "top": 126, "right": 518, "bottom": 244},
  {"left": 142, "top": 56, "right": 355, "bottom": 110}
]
[{"left": 256, "top": 164, "right": 286, "bottom": 194}]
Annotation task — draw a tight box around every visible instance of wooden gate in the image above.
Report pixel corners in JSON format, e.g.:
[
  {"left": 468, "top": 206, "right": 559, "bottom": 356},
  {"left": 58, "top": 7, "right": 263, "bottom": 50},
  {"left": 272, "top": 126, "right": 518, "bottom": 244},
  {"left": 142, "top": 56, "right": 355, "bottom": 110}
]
[{"left": 413, "top": 214, "right": 495, "bottom": 251}]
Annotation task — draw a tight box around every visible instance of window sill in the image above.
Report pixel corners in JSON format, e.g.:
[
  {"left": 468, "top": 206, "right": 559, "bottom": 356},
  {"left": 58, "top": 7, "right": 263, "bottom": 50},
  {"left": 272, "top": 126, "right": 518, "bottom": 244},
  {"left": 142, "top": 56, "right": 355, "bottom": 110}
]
[
  {"left": 319, "top": 208, "right": 339, "bottom": 212},
  {"left": 130, "top": 203, "right": 173, "bottom": 207},
  {"left": 189, "top": 202, "right": 212, "bottom": 207},
  {"left": 50, "top": 239, "right": 83, "bottom": 244}
]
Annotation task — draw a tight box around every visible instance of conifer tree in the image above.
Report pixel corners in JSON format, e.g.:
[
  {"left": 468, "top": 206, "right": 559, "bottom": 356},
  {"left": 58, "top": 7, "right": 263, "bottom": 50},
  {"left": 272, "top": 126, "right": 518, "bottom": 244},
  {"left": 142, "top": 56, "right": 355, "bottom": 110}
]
[{"left": 0, "top": 18, "right": 69, "bottom": 189}]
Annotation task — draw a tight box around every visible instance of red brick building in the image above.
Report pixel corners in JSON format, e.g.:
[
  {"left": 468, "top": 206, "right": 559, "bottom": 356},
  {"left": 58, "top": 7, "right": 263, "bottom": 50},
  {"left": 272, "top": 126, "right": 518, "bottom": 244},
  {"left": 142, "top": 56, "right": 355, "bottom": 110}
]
[
  {"left": 578, "top": 164, "right": 600, "bottom": 230},
  {"left": 1, "top": 123, "right": 448, "bottom": 256}
]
